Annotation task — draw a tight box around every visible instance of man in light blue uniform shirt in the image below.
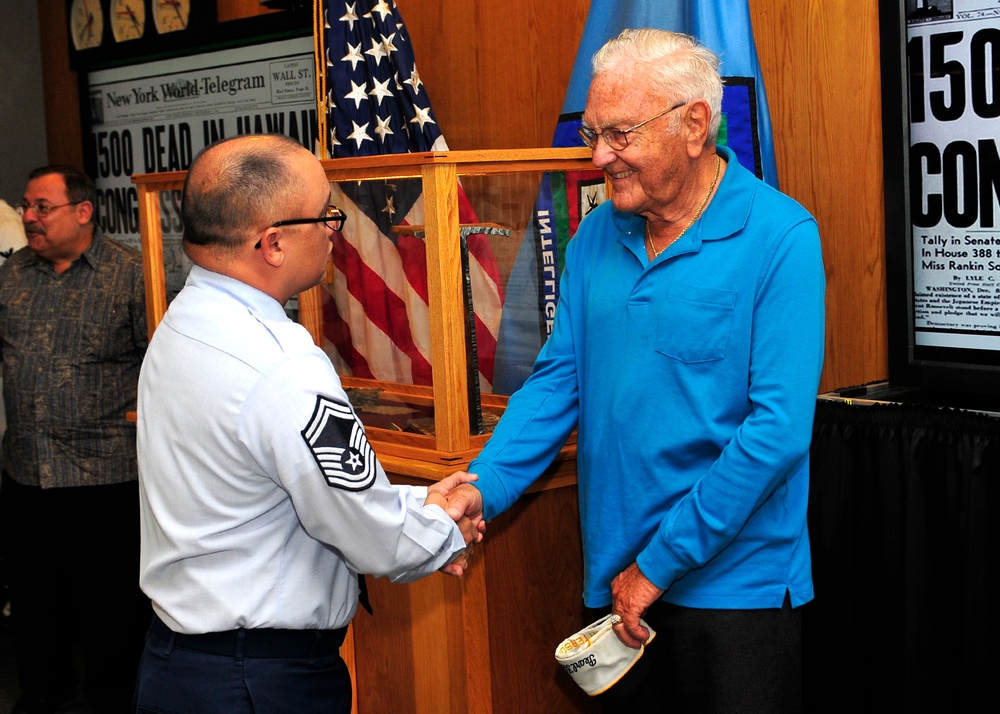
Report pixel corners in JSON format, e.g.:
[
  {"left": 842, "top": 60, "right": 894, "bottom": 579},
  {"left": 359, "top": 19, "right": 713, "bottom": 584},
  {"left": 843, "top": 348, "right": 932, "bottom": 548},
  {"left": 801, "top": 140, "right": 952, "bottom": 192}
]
[
  {"left": 135, "top": 134, "right": 479, "bottom": 714},
  {"left": 446, "top": 29, "right": 825, "bottom": 713}
]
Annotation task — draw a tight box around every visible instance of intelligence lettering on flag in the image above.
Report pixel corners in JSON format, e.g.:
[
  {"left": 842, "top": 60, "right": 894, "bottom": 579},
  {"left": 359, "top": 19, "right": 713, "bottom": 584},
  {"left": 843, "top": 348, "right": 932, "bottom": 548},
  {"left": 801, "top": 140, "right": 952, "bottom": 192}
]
[{"left": 320, "top": 0, "right": 504, "bottom": 390}]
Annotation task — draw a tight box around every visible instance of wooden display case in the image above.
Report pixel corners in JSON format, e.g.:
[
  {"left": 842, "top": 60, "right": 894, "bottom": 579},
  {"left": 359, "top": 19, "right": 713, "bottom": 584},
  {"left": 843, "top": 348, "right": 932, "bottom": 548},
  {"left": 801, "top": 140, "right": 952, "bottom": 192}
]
[
  {"left": 133, "top": 147, "right": 603, "bottom": 713},
  {"left": 134, "top": 147, "right": 597, "bottom": 473}
]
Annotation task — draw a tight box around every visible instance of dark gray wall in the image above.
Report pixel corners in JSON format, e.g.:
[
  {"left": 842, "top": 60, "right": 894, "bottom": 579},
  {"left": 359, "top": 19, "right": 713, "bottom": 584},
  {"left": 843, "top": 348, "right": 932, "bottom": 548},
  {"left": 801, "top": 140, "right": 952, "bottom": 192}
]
[{"left": 1, "top": 2, "right": 49, "bottom": 204}]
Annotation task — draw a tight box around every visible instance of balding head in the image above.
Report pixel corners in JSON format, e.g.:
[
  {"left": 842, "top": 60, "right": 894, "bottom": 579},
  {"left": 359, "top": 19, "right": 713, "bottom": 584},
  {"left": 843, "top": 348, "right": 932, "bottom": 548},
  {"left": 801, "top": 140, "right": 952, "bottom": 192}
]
[
  {"left": 182, "top": 134, "right": 309, "bottom": 255},
  {"left": 179, "top": 135, "right": 335, "bottom": 304}
]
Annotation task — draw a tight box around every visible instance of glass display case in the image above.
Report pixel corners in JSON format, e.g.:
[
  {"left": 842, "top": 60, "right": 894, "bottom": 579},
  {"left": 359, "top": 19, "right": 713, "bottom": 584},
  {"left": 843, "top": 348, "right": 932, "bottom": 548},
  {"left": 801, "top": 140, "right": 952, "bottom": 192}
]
[{"left": 134, "top": 148, "right": 602, "bottom": 471}]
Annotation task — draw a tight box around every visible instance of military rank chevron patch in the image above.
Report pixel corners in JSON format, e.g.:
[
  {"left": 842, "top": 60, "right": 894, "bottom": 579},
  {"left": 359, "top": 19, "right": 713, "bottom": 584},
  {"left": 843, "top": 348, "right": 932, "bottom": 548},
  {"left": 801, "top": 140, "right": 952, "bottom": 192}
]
[{"left": 301, "top": 395, "right": 377, "bottom": 491}]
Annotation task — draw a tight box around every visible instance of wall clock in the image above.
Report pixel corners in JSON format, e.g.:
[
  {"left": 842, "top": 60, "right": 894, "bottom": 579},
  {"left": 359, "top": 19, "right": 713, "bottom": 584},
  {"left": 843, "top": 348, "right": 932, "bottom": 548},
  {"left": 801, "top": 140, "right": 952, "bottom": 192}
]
[
  {"left": 69, "top": 0, "right": 105, "bottom": 51},
  {"left": 153, "top": 0, "right": 192, "bottom": 34},
  {"left": 110, "top": 0, "right": 147, "bottom": 43}
]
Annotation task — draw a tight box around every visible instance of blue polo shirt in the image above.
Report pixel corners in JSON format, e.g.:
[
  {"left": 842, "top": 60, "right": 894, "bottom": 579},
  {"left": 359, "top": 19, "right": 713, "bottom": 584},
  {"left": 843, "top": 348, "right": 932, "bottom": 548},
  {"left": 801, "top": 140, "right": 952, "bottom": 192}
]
[{"left": 470, "top": 146, "right": 825, "bottom": 609}]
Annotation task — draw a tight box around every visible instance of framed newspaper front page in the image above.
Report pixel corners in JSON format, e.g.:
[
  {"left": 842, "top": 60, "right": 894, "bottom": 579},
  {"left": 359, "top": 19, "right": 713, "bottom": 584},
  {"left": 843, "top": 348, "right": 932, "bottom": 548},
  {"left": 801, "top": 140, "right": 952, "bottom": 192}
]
[
  {"left": 83, "top": 30, "right": 315, "bottom": 299},
  {"left": 881, "top": 0, "right": 1000, "bottom": 396}
]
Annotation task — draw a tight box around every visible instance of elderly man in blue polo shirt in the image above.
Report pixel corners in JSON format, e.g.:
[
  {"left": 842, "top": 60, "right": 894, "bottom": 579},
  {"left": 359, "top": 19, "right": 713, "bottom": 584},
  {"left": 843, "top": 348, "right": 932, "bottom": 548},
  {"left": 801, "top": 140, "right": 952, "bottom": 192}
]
[{"left": 445, "top": 28, "right": 825, "bottom": 713}]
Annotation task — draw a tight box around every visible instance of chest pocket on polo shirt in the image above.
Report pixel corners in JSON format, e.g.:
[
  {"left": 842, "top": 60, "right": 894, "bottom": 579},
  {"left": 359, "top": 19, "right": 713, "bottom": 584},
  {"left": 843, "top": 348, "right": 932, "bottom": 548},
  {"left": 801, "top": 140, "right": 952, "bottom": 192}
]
[{"left": 655, "top": 284, "right": 736, "bottom": 363}]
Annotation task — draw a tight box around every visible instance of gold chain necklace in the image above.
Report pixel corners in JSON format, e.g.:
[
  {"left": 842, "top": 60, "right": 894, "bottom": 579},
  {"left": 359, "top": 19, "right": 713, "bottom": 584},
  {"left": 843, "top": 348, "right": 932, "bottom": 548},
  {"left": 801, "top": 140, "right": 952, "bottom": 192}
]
[{"left": 646, "top": 154, "right": 721, "bottom": 259}]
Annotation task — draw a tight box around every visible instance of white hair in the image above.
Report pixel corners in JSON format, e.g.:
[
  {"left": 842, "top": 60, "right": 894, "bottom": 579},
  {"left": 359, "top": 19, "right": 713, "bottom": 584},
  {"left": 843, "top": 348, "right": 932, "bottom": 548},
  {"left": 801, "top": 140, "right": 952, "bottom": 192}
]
[{"left": 591, "top": 28, "right": 724, "bottom": 142}]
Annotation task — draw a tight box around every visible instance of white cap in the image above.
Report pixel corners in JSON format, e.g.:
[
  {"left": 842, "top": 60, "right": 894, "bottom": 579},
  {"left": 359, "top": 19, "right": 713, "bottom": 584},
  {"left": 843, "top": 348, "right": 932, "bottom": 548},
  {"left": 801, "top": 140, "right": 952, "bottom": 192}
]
[{"left": 554, "top": 613, "right": 656, "bottom": 696}]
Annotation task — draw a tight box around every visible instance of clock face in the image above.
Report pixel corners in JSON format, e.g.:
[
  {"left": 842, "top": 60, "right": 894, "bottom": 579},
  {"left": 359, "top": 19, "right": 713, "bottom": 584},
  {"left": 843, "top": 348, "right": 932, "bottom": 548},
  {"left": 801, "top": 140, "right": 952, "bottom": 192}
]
[
  {"left": 110, "top": 0, "right": 147, "bottom": 43},
  {"left": 153, "top": 0, "right": 191, "bottom": 34},
  {"left": 70, "top": 0, "right": 104, "bottom": 51}
]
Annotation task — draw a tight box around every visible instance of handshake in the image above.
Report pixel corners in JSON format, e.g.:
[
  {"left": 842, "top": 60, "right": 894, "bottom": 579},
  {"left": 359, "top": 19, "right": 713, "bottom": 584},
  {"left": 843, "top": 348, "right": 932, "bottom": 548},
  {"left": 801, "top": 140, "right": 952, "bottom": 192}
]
[{"left": 423, "top": 472, "right": 486, "bottom": 577}]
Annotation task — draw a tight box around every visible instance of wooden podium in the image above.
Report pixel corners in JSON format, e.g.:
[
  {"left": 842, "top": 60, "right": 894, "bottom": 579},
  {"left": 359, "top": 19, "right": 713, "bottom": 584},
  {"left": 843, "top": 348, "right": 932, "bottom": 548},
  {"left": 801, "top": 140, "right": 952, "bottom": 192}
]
[{"left": 134, "top": 148, "right": 603, "bottom": 712}]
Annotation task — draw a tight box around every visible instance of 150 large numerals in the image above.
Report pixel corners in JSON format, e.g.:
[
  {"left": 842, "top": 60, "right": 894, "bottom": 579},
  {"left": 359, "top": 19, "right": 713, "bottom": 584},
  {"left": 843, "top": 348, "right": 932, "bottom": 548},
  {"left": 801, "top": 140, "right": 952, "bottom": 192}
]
[{"left": 908, "top": 29, "right": 1000, "bottom": 123}]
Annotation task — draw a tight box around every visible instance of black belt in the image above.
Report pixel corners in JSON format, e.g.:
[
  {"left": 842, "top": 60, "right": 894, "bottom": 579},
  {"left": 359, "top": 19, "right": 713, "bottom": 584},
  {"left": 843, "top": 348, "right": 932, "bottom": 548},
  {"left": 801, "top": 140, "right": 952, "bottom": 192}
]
[{"left": 150, "top": 615, "right": 347, "bottom": 659}]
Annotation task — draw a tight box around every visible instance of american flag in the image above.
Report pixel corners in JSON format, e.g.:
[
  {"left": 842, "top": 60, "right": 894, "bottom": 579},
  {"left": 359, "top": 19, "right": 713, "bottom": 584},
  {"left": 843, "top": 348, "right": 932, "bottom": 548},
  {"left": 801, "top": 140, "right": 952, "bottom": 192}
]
[{"left": 321, "top": 0, "right": 503, "bottom": 389}]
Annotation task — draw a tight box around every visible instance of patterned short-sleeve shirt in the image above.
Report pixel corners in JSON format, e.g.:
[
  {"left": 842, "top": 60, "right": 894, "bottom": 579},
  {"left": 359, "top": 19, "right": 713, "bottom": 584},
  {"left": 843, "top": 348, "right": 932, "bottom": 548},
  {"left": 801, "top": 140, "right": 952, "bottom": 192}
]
[{"left": 0, "top": 232, "right": 147, "bottom": 488}]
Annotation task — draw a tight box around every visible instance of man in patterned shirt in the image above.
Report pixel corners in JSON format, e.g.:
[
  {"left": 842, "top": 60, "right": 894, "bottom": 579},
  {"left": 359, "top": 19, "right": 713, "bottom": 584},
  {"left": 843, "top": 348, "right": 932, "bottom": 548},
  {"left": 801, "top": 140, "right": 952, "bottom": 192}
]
[{"left": 0, "top": 165, "right": 148, "bottom": 714}]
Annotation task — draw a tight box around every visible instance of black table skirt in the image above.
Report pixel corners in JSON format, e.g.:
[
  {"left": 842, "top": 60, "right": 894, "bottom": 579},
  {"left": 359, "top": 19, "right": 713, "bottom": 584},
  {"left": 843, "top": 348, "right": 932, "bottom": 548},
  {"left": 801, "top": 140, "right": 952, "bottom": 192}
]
[{"left": 805, "top": 400, "right": 998, "bottom": 712}]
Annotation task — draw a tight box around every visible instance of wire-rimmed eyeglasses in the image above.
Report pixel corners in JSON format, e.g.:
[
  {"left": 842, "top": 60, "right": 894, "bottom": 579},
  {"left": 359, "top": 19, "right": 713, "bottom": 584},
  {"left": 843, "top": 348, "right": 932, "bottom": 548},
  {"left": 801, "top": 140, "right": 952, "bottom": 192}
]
[
  {"left": 578, "top": 101, "right": 688, "bottom": 150},
  {"left": 254, "top": 205, "right": 346, "bottom": 249},
  {"left": 15, "top": 200, "right": 84, "bottom": 218}
]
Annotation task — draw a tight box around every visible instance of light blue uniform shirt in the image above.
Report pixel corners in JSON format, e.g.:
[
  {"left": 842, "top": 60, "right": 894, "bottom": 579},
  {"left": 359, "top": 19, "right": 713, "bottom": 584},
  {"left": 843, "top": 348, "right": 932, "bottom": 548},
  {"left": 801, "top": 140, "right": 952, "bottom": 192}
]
[
  {"left": 471, "top": 147, "right": 826, "bottom": 609},
  {"left": 138, "top": 266, "right": 466, "bottom": 634}
]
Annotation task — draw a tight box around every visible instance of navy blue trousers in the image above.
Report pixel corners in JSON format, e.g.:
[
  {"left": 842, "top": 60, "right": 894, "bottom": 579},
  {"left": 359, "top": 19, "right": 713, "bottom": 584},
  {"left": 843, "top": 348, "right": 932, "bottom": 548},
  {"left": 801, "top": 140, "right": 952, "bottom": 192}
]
[{"left": 134, "top": 619, "right": 352, "bottom": 714}]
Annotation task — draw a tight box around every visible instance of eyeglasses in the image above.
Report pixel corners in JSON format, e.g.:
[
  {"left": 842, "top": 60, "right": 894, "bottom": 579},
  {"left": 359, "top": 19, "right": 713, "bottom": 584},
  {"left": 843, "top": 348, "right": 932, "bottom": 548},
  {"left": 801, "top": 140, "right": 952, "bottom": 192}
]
[
  {"left": 15, "top": 200, "right": 84, "bottom": 217},
  {"left": 273, "top": 205, "right": 346, "bottom": 231},
  {"left": 578, "top": 101, "right": 688, "bottom": 150},
  {"left": 254, "top": 205, "right": 347, "bottom": 249}
]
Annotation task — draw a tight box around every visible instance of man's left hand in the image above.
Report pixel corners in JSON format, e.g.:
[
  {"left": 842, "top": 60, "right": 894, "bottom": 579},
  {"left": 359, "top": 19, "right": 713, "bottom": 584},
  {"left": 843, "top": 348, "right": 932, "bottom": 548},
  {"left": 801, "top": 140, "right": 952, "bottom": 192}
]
[{"left": 610, "top": 562, "right": 664, "bottom": 648}]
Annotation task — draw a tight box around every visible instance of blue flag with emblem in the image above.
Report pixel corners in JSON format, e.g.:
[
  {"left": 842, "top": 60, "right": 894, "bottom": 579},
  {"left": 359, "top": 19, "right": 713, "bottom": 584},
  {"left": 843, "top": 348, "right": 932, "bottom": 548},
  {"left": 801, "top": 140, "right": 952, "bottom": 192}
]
[{"left": 492, "top": 0, "right": 778, "bottom": 394}]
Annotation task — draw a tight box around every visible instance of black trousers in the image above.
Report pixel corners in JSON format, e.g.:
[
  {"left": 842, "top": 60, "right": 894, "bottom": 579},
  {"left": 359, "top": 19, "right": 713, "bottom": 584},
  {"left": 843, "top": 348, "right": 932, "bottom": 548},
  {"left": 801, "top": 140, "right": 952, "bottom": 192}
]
[
  {"left": 587, "top": 593, "right": 802, "bottom": 714},
  {"left": 0, "top": 473, "right": 150, "bottom": 712}
]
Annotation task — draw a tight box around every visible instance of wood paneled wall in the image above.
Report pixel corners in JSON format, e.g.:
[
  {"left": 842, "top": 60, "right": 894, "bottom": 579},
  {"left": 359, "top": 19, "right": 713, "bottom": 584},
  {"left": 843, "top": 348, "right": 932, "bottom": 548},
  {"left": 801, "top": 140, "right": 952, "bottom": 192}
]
[
  {"left": 37, "top": 0, "right": 888, "bottom": 393},
  {"left": 37, "top": 0, "right": 83, "bottom": 171},
  {"left": 749, "top": 0, "right": 887, "bottom": 393},
  {"left": 403, "top": 1, "right": 591, "bottom": 151}
]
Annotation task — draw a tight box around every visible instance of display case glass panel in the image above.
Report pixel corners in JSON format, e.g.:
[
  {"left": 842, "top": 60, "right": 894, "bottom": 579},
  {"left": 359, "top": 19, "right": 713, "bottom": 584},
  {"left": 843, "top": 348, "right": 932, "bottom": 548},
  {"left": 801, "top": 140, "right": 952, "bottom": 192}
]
[{"left": 135, "top": 148, "right": 597, "bottom": 463}]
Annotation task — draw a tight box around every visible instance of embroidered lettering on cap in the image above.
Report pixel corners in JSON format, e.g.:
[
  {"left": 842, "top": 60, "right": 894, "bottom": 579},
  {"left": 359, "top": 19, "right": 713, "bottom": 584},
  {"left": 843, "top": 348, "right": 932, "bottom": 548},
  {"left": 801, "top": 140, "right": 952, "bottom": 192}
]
[
  {"left": 562, "top": 654, "right": 598, "bottom": 675},
  {"left": 301, "top": 395, "right": 377, "bottom": 491}
]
